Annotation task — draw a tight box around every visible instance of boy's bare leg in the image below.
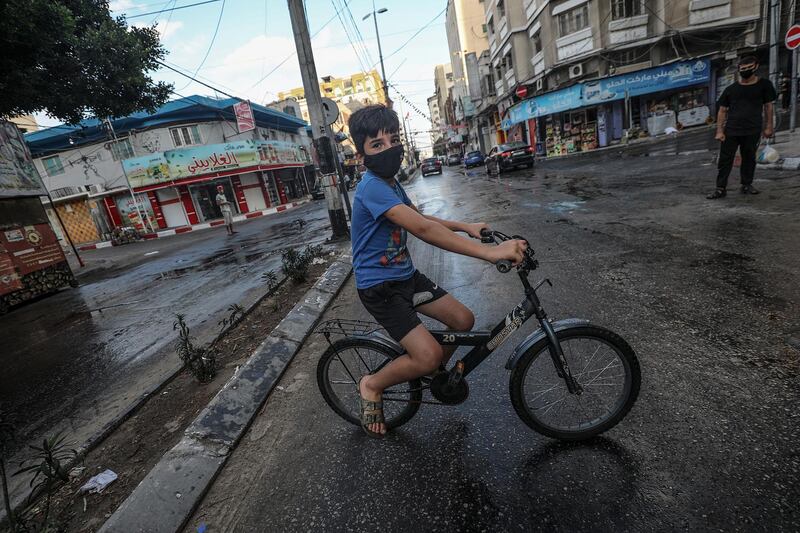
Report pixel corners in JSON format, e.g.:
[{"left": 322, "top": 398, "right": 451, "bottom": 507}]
[
  {"left": 416, "top": 294, "right": 475, "bottom": 365},
  {"left": 360, "top": 325, "right": 442, "bottom": 435},
  {"left": 360, "top": 295, "right": 474, "bottom": 434}
]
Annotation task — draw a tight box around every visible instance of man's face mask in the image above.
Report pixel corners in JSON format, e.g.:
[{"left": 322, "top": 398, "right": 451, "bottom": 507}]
[
  {"left": 739, "top": 64, "right": 757, "bottom": 79},
  {"left": 363, "top": 144, "right": 404, "bottom": 179}
]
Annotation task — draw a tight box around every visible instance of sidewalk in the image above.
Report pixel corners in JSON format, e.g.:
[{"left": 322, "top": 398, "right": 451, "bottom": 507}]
[
  {"left": 78, "top": 198, "right": 310, "bottom": 251},
  {"left": 758, "top": 128, "right": 800, "bottom": 170}
]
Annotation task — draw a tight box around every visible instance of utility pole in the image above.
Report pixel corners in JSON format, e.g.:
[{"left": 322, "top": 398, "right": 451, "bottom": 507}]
[
  {"left": 364, "top": 3, "right": 390, "bottom": 106},
  {"left": 287, "top": 0, "right": 348, "bottom": 238},
  {"left": 770, "top": 0, "right": 781, "bottom": 89},
  {"left": 105, "top": 118, "right": 152, "bottom": 234}
]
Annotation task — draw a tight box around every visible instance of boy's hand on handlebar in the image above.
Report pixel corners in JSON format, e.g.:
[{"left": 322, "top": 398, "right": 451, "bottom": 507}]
[
  {"left": 487, "top": 239, "right": 527, "bottom": 265},
  {"left": 464, "top": 222, "right": 489, "bottom": 239}
]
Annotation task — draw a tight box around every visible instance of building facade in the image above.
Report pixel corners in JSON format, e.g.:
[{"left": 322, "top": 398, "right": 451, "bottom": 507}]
[
  {"left": 445, "top": 0, "right": 491, "bottom": 154},
  {"left": 457, "top": 0, "right": 771, "bottom": 157},
  {"left": 25, "top": 96, "right": 311, "bottom": 244}
]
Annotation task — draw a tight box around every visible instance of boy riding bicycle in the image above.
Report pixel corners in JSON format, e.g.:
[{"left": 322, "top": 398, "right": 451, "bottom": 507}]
[{"left": 348, "top": 105, "right": 526, "bottom": 438}]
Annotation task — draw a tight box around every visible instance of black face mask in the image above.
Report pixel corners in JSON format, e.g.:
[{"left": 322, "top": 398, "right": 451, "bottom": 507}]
[
  {"left": 739, "top": 67, "right": 756, "bottom": 79},
  {"left": 363, "top": 144, "right": 404, "bottom": 179}
]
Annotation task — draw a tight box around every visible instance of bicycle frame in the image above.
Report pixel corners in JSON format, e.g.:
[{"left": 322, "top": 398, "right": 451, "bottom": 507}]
[{"left": 429, "top": 270, "right": 582, "bottom": 394}]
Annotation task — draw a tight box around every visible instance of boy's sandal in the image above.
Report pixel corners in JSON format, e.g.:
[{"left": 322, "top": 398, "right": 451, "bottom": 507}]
[{"left": 359, "top": 378, "right": 385, "bottom": 439}]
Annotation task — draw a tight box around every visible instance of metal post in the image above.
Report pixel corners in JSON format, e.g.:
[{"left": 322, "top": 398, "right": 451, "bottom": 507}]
[
  {"left": 770, "top": 0, "right": 781, "bottom": 89},
  {"left": 792, "top": 48, "right": 798, "bottom": 132},
  {"left": 106, "top": 118, "right": 152, "bottom": 233},
  {"left": 371, "top": 1, "right": 389, "bottom": 105},
  {"left": 287, "top": 0, "right": 348, "bottom": 238},
  {"left": 44, "top": 191, "right": 84, "bottom": 267}
]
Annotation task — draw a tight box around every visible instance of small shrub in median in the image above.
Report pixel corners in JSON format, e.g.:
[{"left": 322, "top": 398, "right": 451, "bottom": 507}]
[
  {"left": 281, "top": 245, "right": 324, "bottom": 284},
  {"left": 173, "top": 314, "right": 217, "bottom": 383},
  {"left": 13, "top": 432, "right": 78, "bottom": 532},
  {"left": 261, "top": 269, "right": 278, "bottom": 291}
]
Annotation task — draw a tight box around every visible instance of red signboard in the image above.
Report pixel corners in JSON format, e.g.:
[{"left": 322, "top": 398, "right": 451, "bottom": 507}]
[
  {"left": 0, "top": 224, "right": 67, "bottom": 280},
  {"left": 516, "top": 85, "right": 528, "bottom": 99},
  {"left": 787, "top": 25, "right": 800, "bottom": 50},
  {"left": 233, "top": 101, "right": 256, "bottom": 133}
]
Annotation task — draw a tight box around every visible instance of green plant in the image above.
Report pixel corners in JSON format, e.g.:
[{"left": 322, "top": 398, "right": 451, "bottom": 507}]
[
  {"left": 261, "top": 270, "right": 278, "bottom": 291},
  {"left": 13, "top": 432, "right": 77, "bottom": 532},
  {"left": 173, "top": 314, "right": 217, "bottom": 383},
  {"left": 281, "top": 245, "right": 324, "bottom": 284},
  {"left": 217, "top": 303, "right": 245, "bottom": 330}
]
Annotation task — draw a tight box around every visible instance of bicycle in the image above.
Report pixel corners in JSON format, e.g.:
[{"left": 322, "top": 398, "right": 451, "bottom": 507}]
[{"left": 316, "top": 229, "right": 641, "bottom": 441}]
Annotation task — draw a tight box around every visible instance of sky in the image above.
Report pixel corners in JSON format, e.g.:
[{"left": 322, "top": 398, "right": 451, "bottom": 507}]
[{"left": 35, "top": 0, "right": 451, "bottom": 153}]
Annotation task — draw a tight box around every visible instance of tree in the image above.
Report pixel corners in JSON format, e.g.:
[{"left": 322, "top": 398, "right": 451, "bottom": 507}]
[{"left": 0, "top": 0, "right": 172, "bottom": 124}]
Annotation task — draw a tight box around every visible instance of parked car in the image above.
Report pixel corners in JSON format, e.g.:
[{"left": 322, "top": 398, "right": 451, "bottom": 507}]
[
  {"left": 311, "top": 182, "right": 325, "bottom": 200},
  {"left": 446, "top": 153, "right": 462, "bottom": 166},
  {"left": 463, "top": 150, "right": 485, "bottom": 168},
  {"left": 485, "top": 141, "right": 534, "bottom": 175},
  {"left": 421, "top": 157, "right": 443, "bottom": 177}
]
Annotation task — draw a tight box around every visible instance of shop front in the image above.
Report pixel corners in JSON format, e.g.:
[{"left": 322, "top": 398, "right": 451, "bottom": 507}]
[
  {"left": 118, "top": 139, "right": 311, "bottom": 230},
  {"left": 504, "top": 59, "right": 713, "bottom": 157}
]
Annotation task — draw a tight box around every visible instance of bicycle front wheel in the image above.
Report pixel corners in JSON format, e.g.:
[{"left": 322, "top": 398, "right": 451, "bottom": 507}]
[
  {"left": 317, "top": 338, "right": 422, "bottom": 429},
  {"left": 509, "top": 326, "right": 640, "bottom": 441}
]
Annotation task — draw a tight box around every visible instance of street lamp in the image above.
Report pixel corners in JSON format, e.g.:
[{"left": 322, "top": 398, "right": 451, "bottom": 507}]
[{"left": 363, "top": 4, "right": 390, "bottom": 106}]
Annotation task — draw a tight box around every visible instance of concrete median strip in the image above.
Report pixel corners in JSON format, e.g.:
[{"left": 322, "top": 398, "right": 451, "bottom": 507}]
[{"left": 98, "top": 256, "right": 352, "bottom": 533}]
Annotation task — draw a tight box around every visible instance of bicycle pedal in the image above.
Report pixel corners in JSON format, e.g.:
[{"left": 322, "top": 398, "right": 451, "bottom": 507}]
[{"left": 447, "top": 360, "right": 465, "bottom": 386}]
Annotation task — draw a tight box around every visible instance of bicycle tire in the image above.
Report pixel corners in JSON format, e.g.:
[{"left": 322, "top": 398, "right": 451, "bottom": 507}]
[
  {"left": 317, "top": 338, "right": 422, "bottom": 429},
  {"left": 509, "top": 326, "right": 641, "bottom": 441}
]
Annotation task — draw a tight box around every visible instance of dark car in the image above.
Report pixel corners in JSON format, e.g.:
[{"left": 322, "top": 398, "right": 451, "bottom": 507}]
[
  {"left": 421, "top": 157, "right": 443, "bottom": 177},
  {"left": 485, "top": 141, "right": 534, "bottom": 175},
  {"left": 463, "top": 150, "right": 484, "bottom": 168},
  {"left": 446, "top": 153, "right": 462, "bottom": 166}
]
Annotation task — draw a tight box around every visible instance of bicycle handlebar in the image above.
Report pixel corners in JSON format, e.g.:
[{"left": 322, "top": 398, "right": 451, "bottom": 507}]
[{"left": 480, "top": 228, "right": 515, "bottom": 273}]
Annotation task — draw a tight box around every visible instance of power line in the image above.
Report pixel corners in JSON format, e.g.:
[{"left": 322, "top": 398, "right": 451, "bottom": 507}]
[
  {"left": 157, "top": 59, "right": 237, "bottom": 99},
  {"left": 126, "top": 0, "right": 221, "bottom": 19},
  {"left": 377, "top": 5, "right": 448, "bottom": 66},
  {"left": 176, "top": 0, "right": 226, "bottom": 91}
]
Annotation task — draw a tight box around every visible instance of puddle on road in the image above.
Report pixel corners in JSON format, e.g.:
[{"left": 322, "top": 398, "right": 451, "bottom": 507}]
[
  {"left": 546, "top": 200, "right": 586, "bottom": 214},
  {"left": 155, "top": 248, "right": 274, "bottom": 280}
]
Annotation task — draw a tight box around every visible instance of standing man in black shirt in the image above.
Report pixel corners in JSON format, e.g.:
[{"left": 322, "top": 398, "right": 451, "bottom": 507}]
[{"left": 708, "top": 56, "right": 777, "bottom": 199}]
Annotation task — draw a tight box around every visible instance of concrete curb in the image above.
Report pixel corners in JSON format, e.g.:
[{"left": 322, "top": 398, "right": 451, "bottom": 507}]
[
  {"left": 78, "top": 199, "right": 310, "bottom": 251},
  {"left": 98, "top": 256, "right": 353, "bottom": 533}
]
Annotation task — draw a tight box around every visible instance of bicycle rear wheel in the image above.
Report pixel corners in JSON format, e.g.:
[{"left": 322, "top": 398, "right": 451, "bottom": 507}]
[
  {"left": 317, "top": 338, "right": 421, "bottom": 429},
  {"left": 509, "top": 326, "right": 640, "bottom": 441}
]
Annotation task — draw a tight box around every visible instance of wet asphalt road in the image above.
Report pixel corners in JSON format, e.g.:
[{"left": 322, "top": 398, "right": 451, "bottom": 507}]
[
  {"left": 0, "top": 202, "right": 331, "bottom": 461},
  {"left": 187, "top": 149, "right": 799, "bottom": 532}
]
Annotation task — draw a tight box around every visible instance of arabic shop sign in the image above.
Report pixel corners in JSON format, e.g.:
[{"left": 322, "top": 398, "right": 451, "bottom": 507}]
[
  {"left": 123, "top": 140, "right": 309, "bottom": 188},
  {"left": 507, "top": 84, "right": 583, "bottom": 126},
  {"left": 583, "top": 59, "right": 710, "bottom": 105},
  {"left": 503, "top": 59, "right": 710, "bottom": 128}
]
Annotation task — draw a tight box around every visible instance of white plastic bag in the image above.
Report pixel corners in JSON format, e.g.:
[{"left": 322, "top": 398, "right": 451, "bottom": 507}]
[{"left": 757, "top": 141, "right": 779, "bottom": 164}]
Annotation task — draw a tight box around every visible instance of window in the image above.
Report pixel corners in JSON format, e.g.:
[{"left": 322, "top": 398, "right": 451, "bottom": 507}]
[
  {"left": 290, "top": 133, "right": 296, "bottom": 143},
  {"left": 612, "top": 0, "right": 643, "bottom": 19},
  {"left": 487, "top": 19, "right": 494, "bottom": 36},
  {"left": 482, "top": 23, "right": 488, "bottom": 33},
  {"left": 505, "top": 53, "right": 514, "bottom": 69},
  {"left": 42, "top": 155, "right": 64, "bottom": 176},
  {"left": 110, "top": 138, "right": 134, "bottom": 161},
  {"left": 170, "top": 125, "right": 202, "bottom": 147},
  {"left": 283, "top": 106, "right": 296, "bottom": 116},
  {"left": 532, "top": 31, "right": 542, "bottom": 54},
  {"left": 558, "top": 4, "right": 590, "bottom": 36},
  {"left": 497, "top": 0, "right": 505, "bottom": 18}
]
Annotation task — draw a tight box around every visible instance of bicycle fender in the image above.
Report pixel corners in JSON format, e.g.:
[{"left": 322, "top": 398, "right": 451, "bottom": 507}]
[
  {"left": 352, "top": 333, "right": 405, "bottom": 356},
  {"left": 505, "top": 318, "right": 591, "bottom": 370}
]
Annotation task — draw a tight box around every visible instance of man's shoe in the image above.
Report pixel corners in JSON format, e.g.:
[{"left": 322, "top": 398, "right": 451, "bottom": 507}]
[
  {"left": 741, "top": 185, "right": 760, "bottom": 195},
  {"left": 707, "top": 189, "right": 726, "bottom": 199}
]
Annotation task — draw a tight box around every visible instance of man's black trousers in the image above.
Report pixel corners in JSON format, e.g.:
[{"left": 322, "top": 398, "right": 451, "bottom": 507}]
[{"left": 716, "top": 133, "right": 761, "bottom": 189}]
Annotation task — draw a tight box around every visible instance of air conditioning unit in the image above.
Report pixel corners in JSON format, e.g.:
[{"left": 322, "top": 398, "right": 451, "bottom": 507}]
[
  {"left": 568, "top": 63, "right": 584, "bottom": 79},
  {"left": 87, "top": 184, "right": 105, "bottom": 195},
  {"left": 535, "top": 78, "right": 544, "bottom": 91}
]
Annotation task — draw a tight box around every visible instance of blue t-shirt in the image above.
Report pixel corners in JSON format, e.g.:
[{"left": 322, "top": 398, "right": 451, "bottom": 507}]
[{"left": 351, "top": 171, "right": 415, "bottom": 289}]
